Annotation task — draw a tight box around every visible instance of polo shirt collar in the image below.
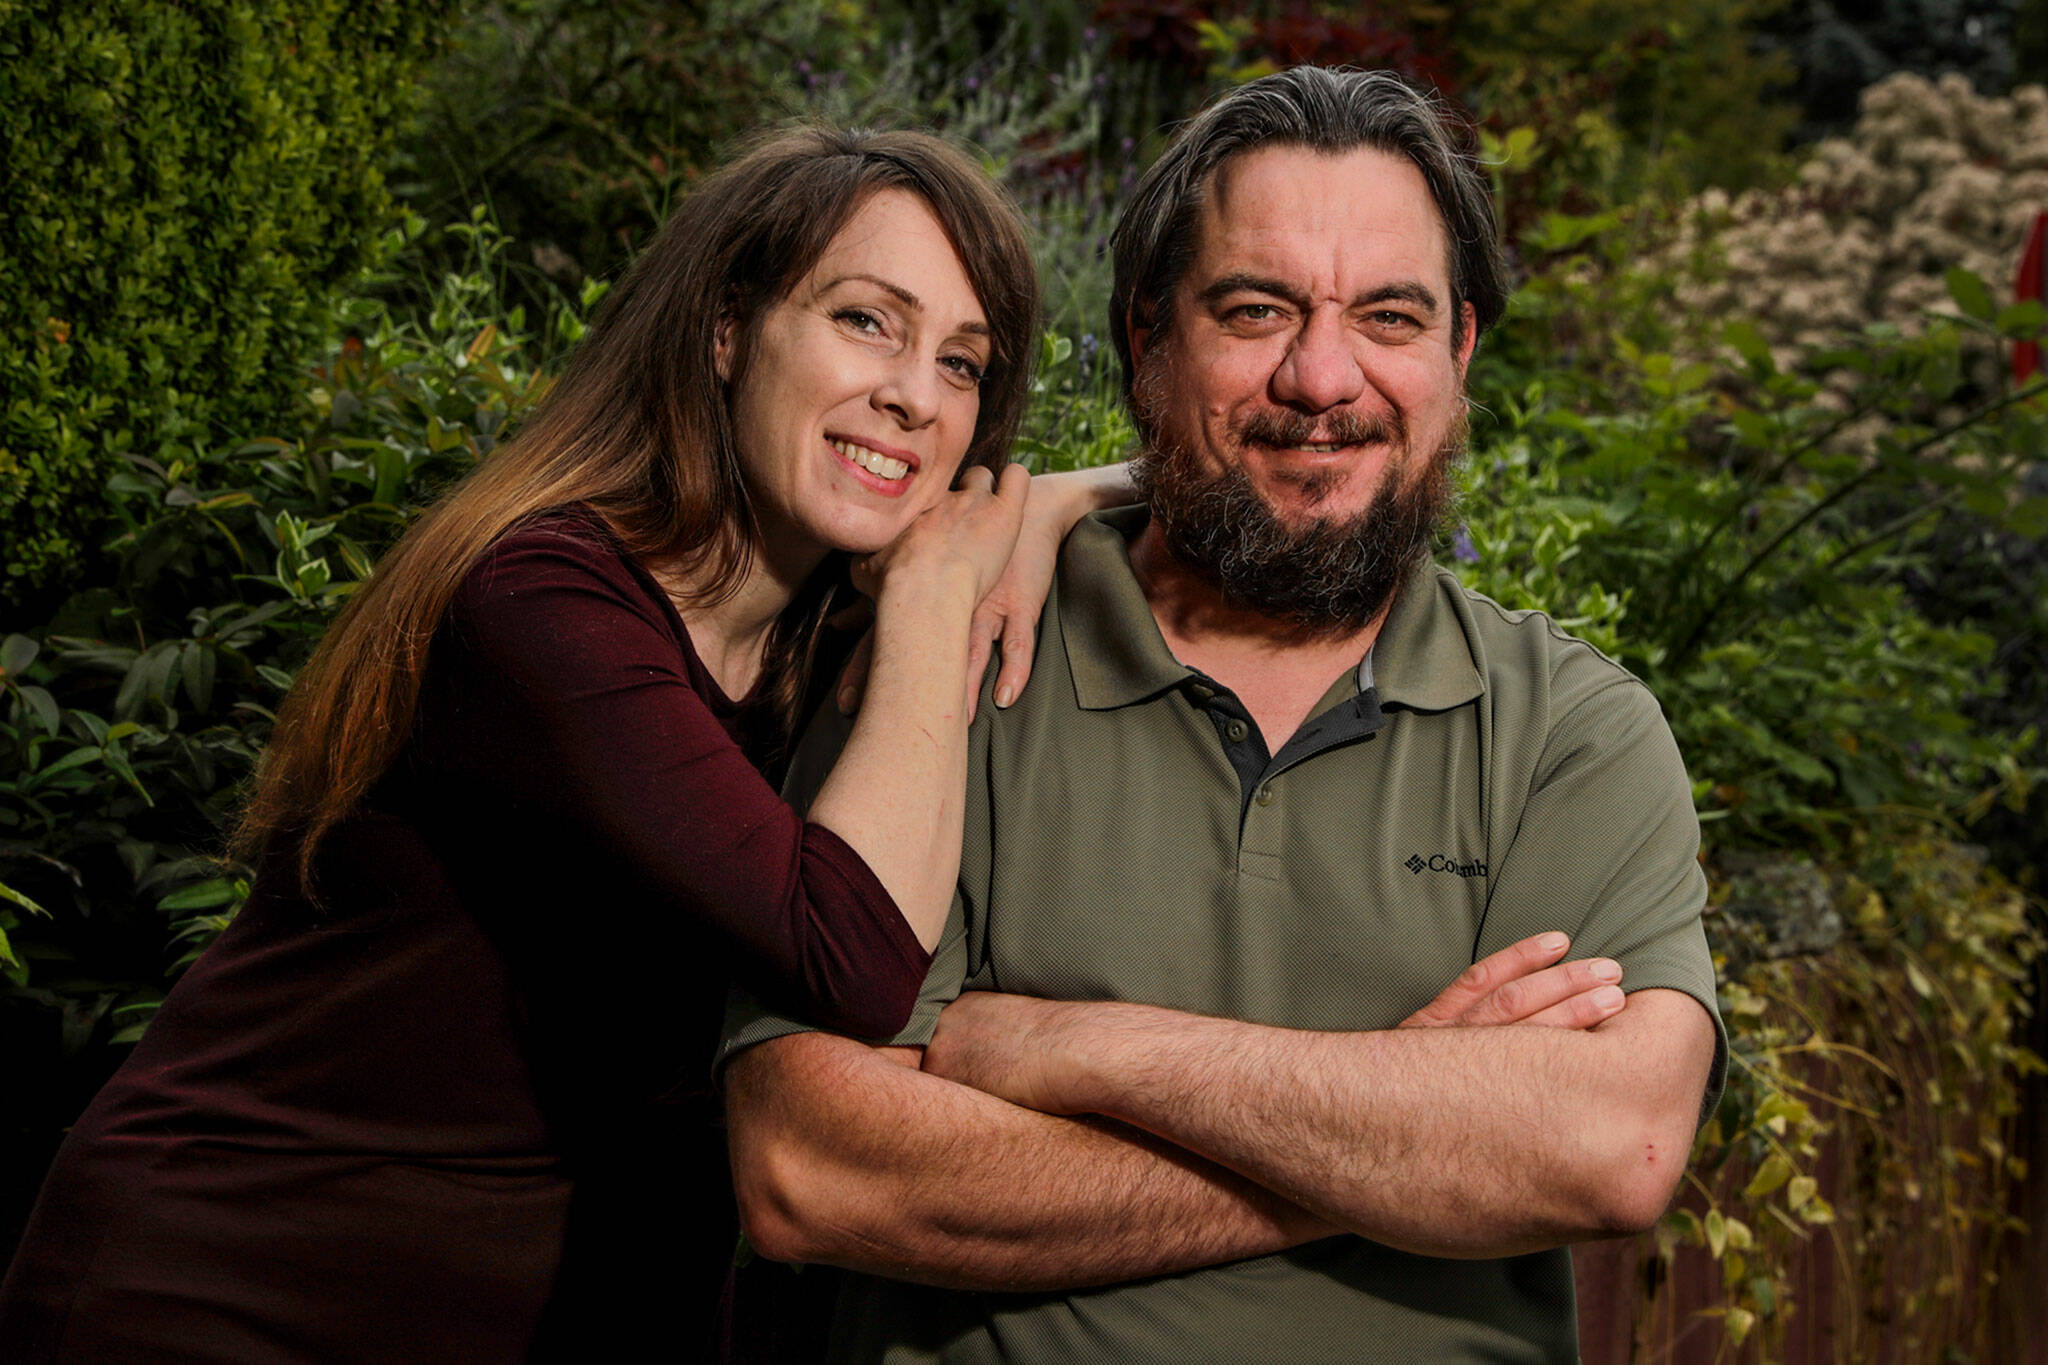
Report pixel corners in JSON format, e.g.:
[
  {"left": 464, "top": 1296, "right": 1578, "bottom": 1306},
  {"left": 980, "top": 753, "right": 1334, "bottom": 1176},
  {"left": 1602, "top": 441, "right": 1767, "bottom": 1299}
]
[
  {"left": 1062, "top": 506, "right": 1190, "bottom": 710},
  {"left": 1059, "top": 505, "right": 1485, "bottom": 714},
  {"left": 1370, "top": 563, "right": 1486, "bottom": 712}
]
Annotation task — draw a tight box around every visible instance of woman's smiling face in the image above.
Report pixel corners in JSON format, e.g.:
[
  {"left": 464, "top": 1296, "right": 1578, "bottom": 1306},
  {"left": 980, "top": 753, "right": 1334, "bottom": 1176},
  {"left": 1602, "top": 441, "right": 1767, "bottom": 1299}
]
[{"left": 722, "top": 189, "right": 993, "bottom": 567}]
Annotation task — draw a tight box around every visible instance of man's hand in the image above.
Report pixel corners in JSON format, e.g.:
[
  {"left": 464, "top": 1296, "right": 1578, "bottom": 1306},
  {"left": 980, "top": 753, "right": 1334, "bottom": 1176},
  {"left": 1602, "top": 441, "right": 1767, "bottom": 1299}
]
[
  {"left": 924, "top": 931, "right": 1625, "bottom": 1116},
  {"left": 1399, "top": 931, "right": 1625, "bottom": 1030}
]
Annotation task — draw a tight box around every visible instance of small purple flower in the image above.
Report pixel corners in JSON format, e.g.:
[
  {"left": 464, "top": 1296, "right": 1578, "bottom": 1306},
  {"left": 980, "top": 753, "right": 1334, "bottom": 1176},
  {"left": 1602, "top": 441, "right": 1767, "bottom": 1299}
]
[
  {"left": 966, "top": 74, "right": 979, "bottom": 91},
  {"left": 1451, "top": 526, "right": 1479, "bottom": 563}
]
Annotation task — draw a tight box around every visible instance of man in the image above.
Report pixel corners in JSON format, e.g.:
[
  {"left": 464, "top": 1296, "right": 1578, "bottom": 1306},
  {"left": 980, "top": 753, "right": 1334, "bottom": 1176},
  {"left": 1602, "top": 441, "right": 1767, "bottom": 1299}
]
[{"left": 721, "top": 66, "right": 1724, "bottom": 1362}]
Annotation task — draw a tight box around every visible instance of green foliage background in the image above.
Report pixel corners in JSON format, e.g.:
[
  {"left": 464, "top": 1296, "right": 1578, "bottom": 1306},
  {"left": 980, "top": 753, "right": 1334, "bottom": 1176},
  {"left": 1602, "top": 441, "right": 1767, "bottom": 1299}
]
[{"left": 0, "top": 0, "right": 451, "bottom": 607}]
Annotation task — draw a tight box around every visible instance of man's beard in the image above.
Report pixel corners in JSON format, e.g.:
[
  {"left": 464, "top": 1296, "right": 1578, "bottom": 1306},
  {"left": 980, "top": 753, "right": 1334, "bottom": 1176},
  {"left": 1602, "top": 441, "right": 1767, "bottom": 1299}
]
[{"left": 1130, "top": 361, "right": 1466, "bottom": 636}]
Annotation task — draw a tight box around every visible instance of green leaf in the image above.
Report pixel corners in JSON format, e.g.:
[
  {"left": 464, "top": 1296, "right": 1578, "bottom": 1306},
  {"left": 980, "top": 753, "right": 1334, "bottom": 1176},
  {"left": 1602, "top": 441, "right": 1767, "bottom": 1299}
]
[
  {"left": 19, "top": 685, "right": 60, "bottom": 735},
  {"left": 1787, "top": 1174, "right": 1819, "bottom": 1210},
  {"left": 181, "top": 642, "right": 217, "bottom": 712},
  {"left": 1946, "top": 268, "right": 1995, "bottom": 321},
  {"left": 0, "top": 878, "right": 49, "bottom": 918},
  {"left": 28, "top": 745, "right": 103, "bottom": 785},
  {"left": 1996, "top": 299, "right": 2047, "bottom": 337},
  {"left": 1744, "top": 1153, "right": 1793, "bottom": 1199},
  {"left": 1724, "top": 1306, "right": 1756, "bottom": 1349},
  {"left": 1705, "top": 1207, "right": 1727, "bottom": 1258},
  {"left": 156, "top": 878, "right": 240, "bottom": 912},
  {"left": 1721, "top": 321, "right": 1776, "bottom": 371},
  {"left": 0, "top": 634, "right": 38, "bottom": 677}
]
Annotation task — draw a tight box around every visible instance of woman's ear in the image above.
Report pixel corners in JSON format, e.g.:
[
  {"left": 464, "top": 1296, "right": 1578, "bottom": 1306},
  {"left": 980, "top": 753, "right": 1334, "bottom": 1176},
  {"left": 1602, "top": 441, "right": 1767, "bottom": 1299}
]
[{"left": 714, "top": 314, "right": 737, "bottom": 383}]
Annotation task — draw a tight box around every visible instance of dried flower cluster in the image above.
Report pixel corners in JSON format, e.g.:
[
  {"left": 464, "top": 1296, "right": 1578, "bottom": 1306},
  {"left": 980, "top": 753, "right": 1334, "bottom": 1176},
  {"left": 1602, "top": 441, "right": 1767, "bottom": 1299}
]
[{"left": 1668, "top": 72, "right": 2048, "bottom": 393}]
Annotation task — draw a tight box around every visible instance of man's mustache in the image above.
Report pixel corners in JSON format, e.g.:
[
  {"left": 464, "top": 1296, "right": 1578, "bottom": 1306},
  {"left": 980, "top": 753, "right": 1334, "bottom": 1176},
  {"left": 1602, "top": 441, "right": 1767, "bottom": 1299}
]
[{"left": 1235, "top": 408, "right": 1407, "bottom": 449}]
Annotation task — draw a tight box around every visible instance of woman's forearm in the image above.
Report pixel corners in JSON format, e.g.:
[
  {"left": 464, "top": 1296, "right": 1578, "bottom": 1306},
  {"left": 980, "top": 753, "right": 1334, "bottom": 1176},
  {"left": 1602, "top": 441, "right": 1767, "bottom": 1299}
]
[{"left": 807, "top": 571, "right": 980, "bottom": 951}]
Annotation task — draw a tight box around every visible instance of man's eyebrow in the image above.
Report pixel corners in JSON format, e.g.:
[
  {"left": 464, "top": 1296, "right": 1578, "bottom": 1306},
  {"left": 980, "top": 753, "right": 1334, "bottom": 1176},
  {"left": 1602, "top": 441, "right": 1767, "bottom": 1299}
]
[
  {"left": 821, "top": 273, "right": 989, "bottom": 337},
  {"left": 1356, "top": 282, "right": 1441, "bottom": 316},
  {"left": 1197, "top": 273, "right": 1313, "bottom": 311},
  {"left": 1197, "top": 273, "right": 1443, "bottom": 318}
]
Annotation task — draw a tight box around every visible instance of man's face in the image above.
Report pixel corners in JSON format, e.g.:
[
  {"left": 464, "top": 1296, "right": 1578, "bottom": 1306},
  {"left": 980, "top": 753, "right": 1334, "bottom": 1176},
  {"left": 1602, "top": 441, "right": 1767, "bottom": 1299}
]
[{"left": 1130, "top": 144, "right": 1477, "bottom": 631}]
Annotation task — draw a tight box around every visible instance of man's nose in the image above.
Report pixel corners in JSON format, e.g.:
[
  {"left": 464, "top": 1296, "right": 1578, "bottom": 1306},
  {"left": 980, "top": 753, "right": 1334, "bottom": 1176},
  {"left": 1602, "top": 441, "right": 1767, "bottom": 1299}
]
[
  {"left": 872, "top": 353, "right": 941, "bottom": 430},
  {"left": 1271, "top": 311, "right": 1366, "bottom": 412}
]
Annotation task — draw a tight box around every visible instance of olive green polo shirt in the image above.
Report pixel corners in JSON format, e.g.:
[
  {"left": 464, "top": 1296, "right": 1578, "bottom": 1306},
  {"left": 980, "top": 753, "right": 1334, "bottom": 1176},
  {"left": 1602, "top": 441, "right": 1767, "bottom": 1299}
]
[{"left": 725, "top": 505, "right": 1726, "bottom": 1365}]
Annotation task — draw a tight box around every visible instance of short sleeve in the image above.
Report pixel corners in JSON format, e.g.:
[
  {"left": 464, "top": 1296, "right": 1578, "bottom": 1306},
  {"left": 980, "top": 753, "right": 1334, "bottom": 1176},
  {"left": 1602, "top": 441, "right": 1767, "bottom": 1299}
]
[{"left": 1476, "top": 675, "right": 1728, "bottom": 1125}]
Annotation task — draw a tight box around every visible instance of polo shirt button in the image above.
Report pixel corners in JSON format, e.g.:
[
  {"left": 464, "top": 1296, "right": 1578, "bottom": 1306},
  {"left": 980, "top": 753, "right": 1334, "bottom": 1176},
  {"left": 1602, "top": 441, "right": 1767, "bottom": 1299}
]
[
  {"left": 1255, "top": 783, "right": 1275, "bottom": 806},
  {"left": 1189, "top": 683, "right": 1215, "bottom": 702},
  {"left": 1225, "top": 719, "right": 1249, "bottom": 743}
]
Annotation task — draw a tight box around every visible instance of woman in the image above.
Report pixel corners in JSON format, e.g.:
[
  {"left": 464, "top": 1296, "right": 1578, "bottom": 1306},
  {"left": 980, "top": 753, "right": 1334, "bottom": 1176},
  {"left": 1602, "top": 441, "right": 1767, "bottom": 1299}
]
[{"left": 0, "top": 127, "right": 1122, "bottom": 1361}]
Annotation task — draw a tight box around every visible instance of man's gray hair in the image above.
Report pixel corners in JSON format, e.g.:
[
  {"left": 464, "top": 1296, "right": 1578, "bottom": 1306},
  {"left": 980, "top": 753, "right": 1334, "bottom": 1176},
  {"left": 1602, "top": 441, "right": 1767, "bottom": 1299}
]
[{"left": 1108, "top": 66, "right": 1508, "bottom": 406}]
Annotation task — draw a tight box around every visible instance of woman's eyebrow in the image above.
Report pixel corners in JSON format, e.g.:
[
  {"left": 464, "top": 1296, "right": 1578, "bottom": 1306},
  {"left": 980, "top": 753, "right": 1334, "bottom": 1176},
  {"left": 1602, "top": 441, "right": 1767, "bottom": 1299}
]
[
  {"left": 820, "top": 273, "right": 988, "bottom": 335},
  {"left": 820, "top": 272, "right": 923, "bottom": 309}
]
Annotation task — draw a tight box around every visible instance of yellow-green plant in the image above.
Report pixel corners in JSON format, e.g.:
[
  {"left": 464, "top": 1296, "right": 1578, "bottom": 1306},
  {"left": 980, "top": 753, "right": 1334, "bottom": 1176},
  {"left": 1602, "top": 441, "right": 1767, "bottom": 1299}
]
[{"left": 1652, "top": 832, "right": 2043, "bottom": 1360}]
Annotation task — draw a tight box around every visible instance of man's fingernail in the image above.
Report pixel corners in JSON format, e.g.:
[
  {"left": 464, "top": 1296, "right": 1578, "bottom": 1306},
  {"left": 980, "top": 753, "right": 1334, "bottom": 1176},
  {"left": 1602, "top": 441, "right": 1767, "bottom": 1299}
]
[
  {"left": 1590, "top": 959, "right": 1622, "bottom": 982},
  {"left": 1593, "top": 986, "right": 1625, "bottom": 1010},
  {"left": 838, "top": 688, "right": 857, "bottom": 714},
  {"left": 1539, "top": 932, "right": 1568, "bottom": 953},
  {"left": 994, "top": 684, "right": 1015, "bottom": 708}
]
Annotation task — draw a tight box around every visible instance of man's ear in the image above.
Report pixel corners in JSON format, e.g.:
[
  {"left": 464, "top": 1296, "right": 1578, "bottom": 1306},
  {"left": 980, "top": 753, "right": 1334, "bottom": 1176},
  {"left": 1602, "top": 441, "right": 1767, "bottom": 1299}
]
[
  {"left": 1454, "top": 301, "right": 1478, "bottom": 377},
  {"left": 1126, "top": 307, "right": 1154, "bottom": 368},
  {"left": 714, "top": 314, "right": 737, "bottom": 383}
]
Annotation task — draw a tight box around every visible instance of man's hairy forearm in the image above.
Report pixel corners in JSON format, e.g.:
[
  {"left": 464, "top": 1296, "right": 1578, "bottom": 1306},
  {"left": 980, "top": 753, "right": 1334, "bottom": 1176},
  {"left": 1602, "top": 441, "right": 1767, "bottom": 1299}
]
[
  {"left": 933, "top": 989, "right": 1716, "bottom": 1259},
  {"left": 723, "top": 1032, "right": 1333, "bottom": 1289}
]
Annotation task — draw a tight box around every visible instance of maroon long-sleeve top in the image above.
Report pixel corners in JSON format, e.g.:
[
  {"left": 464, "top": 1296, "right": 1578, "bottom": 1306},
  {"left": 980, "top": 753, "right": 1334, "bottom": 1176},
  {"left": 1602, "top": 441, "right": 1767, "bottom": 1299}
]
[{"left": 0, "top": 509, "right": 931, "bottom": 1361}]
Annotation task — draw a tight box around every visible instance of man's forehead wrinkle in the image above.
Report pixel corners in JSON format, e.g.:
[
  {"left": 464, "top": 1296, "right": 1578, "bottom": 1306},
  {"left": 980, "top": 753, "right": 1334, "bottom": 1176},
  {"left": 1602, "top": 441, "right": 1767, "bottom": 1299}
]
[{"left": 1189, "top": 145, "right": 1457, "bottom": 306}]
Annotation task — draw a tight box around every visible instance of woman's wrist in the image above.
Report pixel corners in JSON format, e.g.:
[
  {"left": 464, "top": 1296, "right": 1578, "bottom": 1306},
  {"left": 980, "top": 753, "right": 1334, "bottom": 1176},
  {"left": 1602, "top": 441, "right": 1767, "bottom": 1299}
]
[{"left": 873, "top": 563, "right": 980, "bottom": 622}]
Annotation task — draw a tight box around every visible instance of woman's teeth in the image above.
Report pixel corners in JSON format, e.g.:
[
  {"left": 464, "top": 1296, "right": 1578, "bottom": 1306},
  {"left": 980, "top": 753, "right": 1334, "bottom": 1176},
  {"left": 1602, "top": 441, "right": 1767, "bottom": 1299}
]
[{"left": 831, "top": 439, "right": 910, "bottom": 481}]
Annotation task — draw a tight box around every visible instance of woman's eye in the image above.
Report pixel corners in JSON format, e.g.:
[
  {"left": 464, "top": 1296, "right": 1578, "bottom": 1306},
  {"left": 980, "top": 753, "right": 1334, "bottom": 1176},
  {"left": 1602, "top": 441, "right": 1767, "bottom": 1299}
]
[
  {"left": 942, "top": 354, "right": 986, "bottom": 386},
  {"left": 835, "top": 307, "right": 884, "bottom": 334}
]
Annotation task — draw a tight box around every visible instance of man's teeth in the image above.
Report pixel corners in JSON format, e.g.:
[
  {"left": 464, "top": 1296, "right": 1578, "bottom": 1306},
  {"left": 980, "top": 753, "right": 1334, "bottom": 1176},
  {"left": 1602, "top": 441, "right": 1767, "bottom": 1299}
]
[{"left": 831, "top": 439, "right": 910, "bottom": 481}]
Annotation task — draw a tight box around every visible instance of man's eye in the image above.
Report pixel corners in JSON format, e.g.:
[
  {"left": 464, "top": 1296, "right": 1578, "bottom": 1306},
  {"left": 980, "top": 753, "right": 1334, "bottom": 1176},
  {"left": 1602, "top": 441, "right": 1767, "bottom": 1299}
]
[
  {"left": 1233, "top": 304, "right": 1279, "bottom": 322},
  {"left": 1370, "top": 310, "right": 1422, "bottom": 333}
]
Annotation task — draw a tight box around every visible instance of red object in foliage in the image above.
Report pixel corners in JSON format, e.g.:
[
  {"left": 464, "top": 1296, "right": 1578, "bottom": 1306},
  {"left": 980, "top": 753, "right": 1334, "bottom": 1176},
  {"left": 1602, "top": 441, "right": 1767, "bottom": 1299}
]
[{"left": 2016, "top": 211, "right": 2047, "bottom": 383}]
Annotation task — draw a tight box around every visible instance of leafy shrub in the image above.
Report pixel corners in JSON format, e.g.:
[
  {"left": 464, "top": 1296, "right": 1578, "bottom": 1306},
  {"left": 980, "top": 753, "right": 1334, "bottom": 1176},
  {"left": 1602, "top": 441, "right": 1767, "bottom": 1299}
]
[
  {"left": 0, "top": 222, "right": 569, "bottom": 1179},
  {"left": 1468, "top": 270, "right": 2046, "bottom": 840},
  {"left": 0, "top": 0, "right": 451, "bottom": 605}
]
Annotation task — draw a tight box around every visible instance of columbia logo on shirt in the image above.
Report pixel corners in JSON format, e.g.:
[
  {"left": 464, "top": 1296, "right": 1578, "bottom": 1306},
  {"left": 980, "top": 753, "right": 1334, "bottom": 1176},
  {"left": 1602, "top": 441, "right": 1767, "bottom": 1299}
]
[{"left": 1405, "top": 852, "right": 1488, "bottom": 878}]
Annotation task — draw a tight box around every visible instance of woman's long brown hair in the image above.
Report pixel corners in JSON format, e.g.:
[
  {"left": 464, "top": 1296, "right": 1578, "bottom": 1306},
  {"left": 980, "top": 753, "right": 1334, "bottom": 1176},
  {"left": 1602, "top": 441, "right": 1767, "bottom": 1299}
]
[{"left": 237, "top": 126, "right": 1041, "bottom": 893}]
